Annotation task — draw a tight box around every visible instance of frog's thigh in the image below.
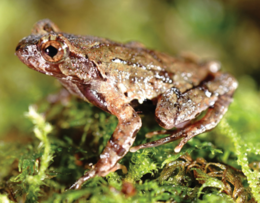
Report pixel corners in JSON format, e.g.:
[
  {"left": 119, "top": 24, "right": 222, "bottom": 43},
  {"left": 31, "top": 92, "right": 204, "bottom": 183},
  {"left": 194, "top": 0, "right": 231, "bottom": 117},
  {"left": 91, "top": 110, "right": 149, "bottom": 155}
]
[
  {"left": 130, "top": 94, "right": 232, "bottom": 153},
  {"left": 155, "top": 88, "right": 178, "bottom": 129},
  {"left": 130, "top": 73, "right": 237, "bottom": 153},
  {"left": 156, "top": 87, "right": 218, "bottom": 129}
]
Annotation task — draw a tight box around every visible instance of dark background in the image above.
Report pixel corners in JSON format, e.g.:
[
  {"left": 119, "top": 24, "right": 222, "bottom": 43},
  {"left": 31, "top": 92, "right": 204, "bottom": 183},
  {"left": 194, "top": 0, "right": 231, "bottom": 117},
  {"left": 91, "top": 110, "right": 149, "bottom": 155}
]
[{"left": 1, "top": 0, "right": 260, "bottom": 138}]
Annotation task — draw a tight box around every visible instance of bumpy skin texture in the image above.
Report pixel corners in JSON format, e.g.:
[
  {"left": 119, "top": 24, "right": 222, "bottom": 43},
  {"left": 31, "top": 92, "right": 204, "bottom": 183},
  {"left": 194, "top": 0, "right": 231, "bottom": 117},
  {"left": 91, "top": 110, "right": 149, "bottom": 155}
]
[{"left": 16, "top": 19, "right": 238, "bottom": 189}]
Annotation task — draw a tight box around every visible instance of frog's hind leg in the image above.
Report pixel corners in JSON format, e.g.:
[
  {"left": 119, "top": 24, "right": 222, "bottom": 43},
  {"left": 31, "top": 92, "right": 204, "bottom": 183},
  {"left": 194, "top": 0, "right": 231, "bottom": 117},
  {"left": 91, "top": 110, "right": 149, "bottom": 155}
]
[
  {"left": 130, "top": 72, "right": 237, "bottom": 153},
  {"left": 145, "top": 130, "right": 174, "bottom": 138},
  {"left": 130, "top": 94, "right": 231, "bottom": 153}
]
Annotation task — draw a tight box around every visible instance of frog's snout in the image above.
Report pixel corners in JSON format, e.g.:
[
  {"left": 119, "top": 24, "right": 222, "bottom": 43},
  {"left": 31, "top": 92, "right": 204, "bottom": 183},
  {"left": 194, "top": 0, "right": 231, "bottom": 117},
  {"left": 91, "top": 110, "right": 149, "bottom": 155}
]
[
  {"left": 15, "top": 43, "right": 25, "bottom": 61},
  {"left": 15, "top": 44, "right": 21, "bottom": 52},
  {"left": 15, "top": 41, "right": 40, "bottom": 72},
  {"left": 15, "top": 42, "right": 28, "bottom": 63},
  {"left": 15, "top": 40, "right": 27, "bottom": 54}
]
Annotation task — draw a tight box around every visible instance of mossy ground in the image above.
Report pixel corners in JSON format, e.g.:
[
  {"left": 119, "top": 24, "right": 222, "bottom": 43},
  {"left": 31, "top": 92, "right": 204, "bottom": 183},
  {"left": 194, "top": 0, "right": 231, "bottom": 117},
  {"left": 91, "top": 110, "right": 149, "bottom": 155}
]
[
  {"left": 1, "top": 77, "right": 260, "bottom": 203},
  {"left": 1, "top": 1, "right": 260, "bottom": 202}
]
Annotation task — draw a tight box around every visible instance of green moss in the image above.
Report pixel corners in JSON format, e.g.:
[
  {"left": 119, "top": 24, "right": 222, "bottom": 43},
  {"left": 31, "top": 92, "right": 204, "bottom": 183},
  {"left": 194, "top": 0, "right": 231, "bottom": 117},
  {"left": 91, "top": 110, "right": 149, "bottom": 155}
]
[
  {"left": 8, "top": 106, "right": 54, "bottom": 202},
  {"left": 1, "top": 81, "right": 259, "bottom": 202},
  {"left": 198, "top": 193, "right": 234, "bottom": 203},
  {"left": 0, "top": 194, "right": 14, "bottom": 203},
  {"left": 1, "top": 1, "right": 260, "bottom": 200},
  {"left": 219, "top": 119, "right": 260, "bottom": 202},
  {"left": 126, "top": 149, "right": 158, "bottom": 182}
]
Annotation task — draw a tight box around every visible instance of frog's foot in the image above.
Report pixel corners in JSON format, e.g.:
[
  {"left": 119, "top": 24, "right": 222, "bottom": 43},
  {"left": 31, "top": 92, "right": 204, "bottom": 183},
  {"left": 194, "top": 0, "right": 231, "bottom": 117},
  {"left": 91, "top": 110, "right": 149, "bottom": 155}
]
[
  {"left": 69, "top": 169, "right": 96, "bottom": 190},
  {"left": 145, "top": 130, "right": 173, "bottom": 138},
  {"left": 145, "top": 120, "right": 193, "bottom": 138},
  {"left": 69, "top": 163, "right": 127, "bottom": 190},
  {"left": 130, "top": 94, "right": 232, "bottom": 153}
]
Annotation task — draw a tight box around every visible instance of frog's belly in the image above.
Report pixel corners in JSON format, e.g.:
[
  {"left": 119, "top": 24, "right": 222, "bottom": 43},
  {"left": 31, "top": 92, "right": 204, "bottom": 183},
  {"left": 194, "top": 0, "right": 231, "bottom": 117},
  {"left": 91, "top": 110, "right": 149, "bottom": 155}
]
[{"left": 119, "top": 81, "right": 173, "bottom": 104}]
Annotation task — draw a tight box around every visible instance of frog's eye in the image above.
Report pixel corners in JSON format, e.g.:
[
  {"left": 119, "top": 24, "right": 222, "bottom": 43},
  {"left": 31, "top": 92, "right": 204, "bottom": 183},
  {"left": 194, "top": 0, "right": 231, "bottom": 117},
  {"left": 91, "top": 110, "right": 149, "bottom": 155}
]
[{"left": 40, "top": 40, "right": 68, "bottom": 63}]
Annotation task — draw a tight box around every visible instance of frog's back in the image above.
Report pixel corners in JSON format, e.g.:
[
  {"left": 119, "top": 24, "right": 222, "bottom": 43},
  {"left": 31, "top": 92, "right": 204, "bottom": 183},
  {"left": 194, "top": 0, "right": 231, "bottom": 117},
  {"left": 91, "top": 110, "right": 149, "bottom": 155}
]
[
  {"left": 78, "top": 39, "right": 216, "bottom": 94},
  {"left": 55, "top": 31, "right": 219, "bottom": 98}
]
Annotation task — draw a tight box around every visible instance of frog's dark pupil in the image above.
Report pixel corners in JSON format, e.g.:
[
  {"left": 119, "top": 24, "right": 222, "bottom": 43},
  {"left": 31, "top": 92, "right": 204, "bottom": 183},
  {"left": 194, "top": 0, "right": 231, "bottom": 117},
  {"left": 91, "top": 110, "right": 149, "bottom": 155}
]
[{"left": 45, "top": 45, "right": 58, "bottom": 58}]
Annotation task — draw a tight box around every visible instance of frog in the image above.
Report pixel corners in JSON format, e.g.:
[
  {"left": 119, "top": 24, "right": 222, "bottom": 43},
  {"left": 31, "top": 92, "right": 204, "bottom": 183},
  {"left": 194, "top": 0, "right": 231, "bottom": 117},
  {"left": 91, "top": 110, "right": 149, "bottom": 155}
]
[{"left": 15, "top": 19, "right": 238, "bottom": 189}]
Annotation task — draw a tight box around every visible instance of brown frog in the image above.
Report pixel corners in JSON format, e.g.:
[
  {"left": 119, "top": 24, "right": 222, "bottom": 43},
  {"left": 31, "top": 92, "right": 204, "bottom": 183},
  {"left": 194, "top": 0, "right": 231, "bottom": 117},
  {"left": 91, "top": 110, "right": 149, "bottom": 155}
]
[{"left": 15, "top": 19, "right": 238, "bottom": 189}]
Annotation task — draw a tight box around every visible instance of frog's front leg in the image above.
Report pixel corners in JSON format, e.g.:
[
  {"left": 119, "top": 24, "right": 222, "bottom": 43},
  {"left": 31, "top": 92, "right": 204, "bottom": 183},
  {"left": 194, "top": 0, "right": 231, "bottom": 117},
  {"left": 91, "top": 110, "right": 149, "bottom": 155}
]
[{"left": 70, "top": 93, "right": 141, "bottom": 189}]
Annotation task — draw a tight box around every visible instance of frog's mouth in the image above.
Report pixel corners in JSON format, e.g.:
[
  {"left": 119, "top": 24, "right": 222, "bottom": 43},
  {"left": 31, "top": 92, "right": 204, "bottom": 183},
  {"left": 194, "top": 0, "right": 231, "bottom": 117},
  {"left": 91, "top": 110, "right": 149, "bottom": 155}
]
[
  {"left": 16, "top": 43, "right": 46, "bottom": 74},
  {"left": 16, "top": 42, "right": 64, "bottom": 77}
]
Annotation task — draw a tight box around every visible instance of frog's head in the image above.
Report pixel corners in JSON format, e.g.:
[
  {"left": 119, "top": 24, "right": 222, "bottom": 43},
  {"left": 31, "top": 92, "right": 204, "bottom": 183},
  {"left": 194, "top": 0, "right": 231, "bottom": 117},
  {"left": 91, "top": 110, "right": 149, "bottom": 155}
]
[{"left": 16, "top": 19, "right": 102, "bottom": 83}]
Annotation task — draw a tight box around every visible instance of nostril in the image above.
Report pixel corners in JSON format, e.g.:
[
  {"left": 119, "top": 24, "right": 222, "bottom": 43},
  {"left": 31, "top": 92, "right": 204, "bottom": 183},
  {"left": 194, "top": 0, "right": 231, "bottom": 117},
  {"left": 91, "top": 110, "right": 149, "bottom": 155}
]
[{"left": 15, "top": 44, "right": 21, "bottom": 51}]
